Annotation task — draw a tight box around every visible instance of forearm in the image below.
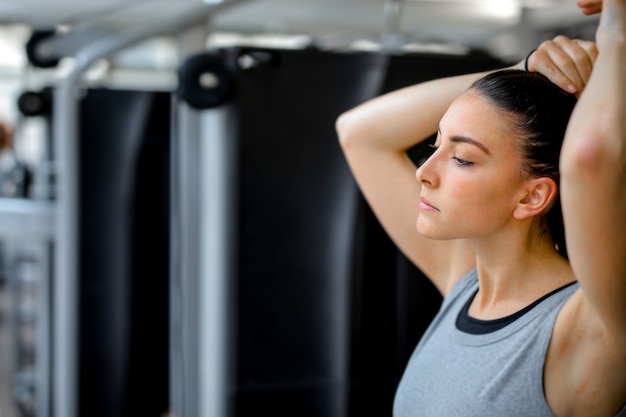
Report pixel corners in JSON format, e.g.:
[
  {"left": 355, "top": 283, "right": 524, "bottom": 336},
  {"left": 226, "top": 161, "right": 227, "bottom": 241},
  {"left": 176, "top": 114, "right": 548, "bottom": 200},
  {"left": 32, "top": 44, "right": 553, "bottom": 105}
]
[{"left": 336, "top": 64, "right": 516, "bottom": 153}]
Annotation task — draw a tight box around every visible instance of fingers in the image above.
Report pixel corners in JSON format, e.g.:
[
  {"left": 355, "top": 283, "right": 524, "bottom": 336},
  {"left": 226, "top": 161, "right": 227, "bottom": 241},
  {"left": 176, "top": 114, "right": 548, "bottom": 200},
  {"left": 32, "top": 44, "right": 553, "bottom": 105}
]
[
  {"left": 528, "top": 36, "right": 598, "bottom": 96},
  {"left": 571, "top": 39, "right": 598, "bottom": 83},
  {"left": 577, "top": 0, "right": 603, "bottom": 15}
]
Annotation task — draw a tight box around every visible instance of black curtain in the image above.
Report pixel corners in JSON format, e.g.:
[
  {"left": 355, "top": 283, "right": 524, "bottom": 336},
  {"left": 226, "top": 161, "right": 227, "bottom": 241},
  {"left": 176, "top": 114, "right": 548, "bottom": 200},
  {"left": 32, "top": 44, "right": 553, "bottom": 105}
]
[{"left": 78, "top": 89, "right": 170, "bottom": 417}]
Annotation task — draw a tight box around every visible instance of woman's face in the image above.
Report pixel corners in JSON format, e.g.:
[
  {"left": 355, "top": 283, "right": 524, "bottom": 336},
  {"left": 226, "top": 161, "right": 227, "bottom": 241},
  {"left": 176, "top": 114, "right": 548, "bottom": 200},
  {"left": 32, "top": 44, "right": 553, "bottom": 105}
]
[{"left": 415, "top": 90, "right": 530, "bottom": 240}]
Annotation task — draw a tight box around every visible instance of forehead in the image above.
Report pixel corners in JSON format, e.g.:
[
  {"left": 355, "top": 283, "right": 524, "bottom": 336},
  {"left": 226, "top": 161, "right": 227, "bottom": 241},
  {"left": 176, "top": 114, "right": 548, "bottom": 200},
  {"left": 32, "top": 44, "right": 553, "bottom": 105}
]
[{"left": 439, "top": 90, "right": 519, "bottom": 151}]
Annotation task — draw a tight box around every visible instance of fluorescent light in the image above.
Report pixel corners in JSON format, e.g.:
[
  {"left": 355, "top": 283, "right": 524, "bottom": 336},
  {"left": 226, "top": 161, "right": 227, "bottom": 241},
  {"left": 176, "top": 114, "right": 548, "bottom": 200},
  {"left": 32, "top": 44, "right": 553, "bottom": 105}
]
[
  {"left": 478, "top": 0, "right": 518, "bottom": 19},
  {"left": 405, "top": 0, "right": 519, "bottom": 20}
]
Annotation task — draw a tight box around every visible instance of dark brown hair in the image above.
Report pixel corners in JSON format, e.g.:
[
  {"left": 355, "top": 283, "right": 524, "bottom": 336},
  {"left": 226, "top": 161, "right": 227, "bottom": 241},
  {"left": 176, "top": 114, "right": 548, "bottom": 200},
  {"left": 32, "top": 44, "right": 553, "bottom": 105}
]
[{"left": 469, "top": 69, "right": 578, "bottom": 259}]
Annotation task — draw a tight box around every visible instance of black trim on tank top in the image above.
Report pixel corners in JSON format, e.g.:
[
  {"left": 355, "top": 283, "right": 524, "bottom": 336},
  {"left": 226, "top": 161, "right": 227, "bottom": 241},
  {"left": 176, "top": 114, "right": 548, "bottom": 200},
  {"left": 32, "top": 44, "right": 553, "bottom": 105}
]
[{"left": 456, "top": 281, "right": 577, "bottom": 335}]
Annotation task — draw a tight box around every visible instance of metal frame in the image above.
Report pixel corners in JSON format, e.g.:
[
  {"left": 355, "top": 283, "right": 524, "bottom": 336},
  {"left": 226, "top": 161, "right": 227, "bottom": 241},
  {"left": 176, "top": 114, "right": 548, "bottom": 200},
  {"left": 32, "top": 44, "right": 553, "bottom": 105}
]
[
  {"left": 170, "top": 24, "right": 239, "bottom": 417},
  {"left": 0, "top": 198, "right": 53, "bottom": 417},
  {"left": 170, "top": 88, "right": 238, "bottom": 417},
  {"left": 49, "top": 1, "right": 250, "bottom": 417},
  {"left": 169, "top": 24, "right": 207, "bottom": 417},
  {"left": 197, "top": 101, "right": 238, "bottom": 417},
  {"left": 0, "top": 199, "right": 53, "bottom": 241}
]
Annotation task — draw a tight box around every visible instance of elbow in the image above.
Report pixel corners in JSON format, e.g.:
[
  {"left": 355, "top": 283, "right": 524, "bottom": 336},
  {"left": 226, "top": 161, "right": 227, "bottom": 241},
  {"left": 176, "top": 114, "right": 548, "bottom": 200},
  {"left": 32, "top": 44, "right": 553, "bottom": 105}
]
[
  {"left": 335, "top": 110, "right": 358, "bottom": 149},
  {"left": 561, "top": 140, "right": 610, "bottom": 177},
  {"left": 561, "top": 128, "right": 625, "bottom": 180}
]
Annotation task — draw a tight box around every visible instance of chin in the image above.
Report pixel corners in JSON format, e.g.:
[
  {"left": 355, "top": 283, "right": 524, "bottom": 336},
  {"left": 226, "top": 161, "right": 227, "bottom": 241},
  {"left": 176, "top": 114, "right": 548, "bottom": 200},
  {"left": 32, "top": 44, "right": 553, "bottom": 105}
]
[
  {"left": 416, "top": 223, "right": 443, "bottom": 240},
  {"left": 416, "top": 222, "right": 459, "bottom": 241}
]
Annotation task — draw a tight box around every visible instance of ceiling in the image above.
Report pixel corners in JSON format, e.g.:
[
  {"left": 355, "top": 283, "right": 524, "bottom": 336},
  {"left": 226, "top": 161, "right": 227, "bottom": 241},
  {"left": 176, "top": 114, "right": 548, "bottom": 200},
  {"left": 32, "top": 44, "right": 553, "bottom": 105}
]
[{"left": 0, "top": 0, "right": 600, "bottom": 62}]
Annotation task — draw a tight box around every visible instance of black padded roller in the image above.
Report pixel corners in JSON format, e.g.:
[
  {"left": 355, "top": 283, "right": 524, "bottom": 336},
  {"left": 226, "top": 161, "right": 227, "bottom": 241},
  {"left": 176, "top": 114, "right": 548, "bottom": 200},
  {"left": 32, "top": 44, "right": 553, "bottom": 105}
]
[
  {"left": 177, "top": 52, "right": 235, "bottom": 109},
  {"left": 25, "top": 30, "right": 60, "bottom": 69},
  {"left": 17, "top": 90, "right": 52, "bottom": 117}
]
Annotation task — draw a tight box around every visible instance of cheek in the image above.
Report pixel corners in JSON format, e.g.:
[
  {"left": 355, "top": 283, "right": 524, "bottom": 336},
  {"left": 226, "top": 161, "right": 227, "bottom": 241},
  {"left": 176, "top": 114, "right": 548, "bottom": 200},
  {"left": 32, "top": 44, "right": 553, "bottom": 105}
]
[{"left": 446, "top": 172, "right": 517, "bottom": 218}]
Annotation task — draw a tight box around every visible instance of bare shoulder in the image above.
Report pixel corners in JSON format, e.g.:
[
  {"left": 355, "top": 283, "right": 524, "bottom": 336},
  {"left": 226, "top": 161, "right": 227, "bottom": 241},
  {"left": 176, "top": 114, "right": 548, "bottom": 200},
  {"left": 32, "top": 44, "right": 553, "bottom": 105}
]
[{"left": 545, "top": 290, "right": 626, "bottom": 417}]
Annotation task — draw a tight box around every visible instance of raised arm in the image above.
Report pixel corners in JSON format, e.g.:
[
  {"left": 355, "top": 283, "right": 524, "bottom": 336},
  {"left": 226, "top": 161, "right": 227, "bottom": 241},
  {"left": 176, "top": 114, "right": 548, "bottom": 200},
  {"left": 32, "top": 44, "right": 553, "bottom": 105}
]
[
  {"left": 336, "top": 70, "right": 494, "bottom": 293},
  {"left": 559, "top": 0, "right": 626, "bottom": 345}
]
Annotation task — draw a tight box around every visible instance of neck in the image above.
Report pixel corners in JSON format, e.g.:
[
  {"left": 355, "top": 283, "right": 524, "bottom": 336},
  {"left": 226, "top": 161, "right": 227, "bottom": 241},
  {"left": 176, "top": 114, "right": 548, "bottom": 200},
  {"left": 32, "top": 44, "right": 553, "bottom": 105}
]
[{"left": 467, "top": 226, "right": 573, "bottom": 320}]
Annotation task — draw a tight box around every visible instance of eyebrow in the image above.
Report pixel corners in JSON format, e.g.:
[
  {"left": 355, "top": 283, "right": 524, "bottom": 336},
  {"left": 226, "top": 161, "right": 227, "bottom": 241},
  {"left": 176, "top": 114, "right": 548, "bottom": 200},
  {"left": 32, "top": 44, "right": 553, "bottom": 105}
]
[{"left": 438, "top": 126, "right": 491, "bottom": 156}]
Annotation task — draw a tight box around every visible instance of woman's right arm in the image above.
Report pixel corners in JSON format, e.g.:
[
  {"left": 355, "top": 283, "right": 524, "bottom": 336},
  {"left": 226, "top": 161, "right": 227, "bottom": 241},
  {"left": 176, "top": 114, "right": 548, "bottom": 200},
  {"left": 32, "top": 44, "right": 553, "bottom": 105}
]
[{"left": 336, "top": 70, "right": 497, "bottom": 294}]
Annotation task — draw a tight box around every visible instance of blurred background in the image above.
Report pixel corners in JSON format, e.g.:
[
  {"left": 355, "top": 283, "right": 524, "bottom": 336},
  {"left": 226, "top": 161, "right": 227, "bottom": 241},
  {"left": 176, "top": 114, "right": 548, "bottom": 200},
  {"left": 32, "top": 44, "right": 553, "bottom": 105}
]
[{"left": 0, "top": 1, "right": 598, "bottom": 417}]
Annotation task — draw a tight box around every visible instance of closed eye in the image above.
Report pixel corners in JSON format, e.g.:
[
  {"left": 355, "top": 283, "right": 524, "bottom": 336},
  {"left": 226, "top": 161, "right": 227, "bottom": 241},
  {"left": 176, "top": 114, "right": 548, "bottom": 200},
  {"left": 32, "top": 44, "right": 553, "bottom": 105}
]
[{"left": 453, "top": 157, "right": 474, "bottom": 167}]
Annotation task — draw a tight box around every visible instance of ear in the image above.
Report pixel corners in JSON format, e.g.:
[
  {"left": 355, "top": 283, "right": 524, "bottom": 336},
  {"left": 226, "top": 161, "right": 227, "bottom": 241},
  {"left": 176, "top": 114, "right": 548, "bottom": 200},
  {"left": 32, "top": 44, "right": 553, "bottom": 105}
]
[{"left": 513, "top": 177, "right": 557, "bottom": 220}]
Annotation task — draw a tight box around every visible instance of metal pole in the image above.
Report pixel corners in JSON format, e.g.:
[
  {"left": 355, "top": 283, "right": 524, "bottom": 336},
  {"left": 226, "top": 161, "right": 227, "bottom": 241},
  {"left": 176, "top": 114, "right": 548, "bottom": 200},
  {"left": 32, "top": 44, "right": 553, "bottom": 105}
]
[
  {"left": 382, "top": 0, "right": 405, "bottom": 51},
  {"left": 170, "top": 23, "right": 208, "bottom": 417},
  {"left": 198, "top": 104, "right": 237, "bottom": 417},
  {"left": 52, "top": 73, "right": 79, "bottom": 417},
  {"left": 51, "top": 2, "right": 251, "bottom": 417}
]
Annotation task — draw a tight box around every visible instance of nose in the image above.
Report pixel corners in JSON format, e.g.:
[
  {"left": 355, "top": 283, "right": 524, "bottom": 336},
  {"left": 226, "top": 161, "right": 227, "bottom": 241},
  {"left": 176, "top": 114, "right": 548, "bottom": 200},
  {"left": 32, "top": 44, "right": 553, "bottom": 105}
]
[{"left": 416, "top": 155, "right": 436, "bottom": 188}]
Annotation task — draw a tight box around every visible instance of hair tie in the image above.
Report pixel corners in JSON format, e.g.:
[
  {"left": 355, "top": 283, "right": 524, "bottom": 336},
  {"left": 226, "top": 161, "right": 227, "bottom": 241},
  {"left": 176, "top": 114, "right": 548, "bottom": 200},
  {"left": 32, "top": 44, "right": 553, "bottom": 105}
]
[{"left": 524, "top": 48, "right": 537, "bottom": 72}]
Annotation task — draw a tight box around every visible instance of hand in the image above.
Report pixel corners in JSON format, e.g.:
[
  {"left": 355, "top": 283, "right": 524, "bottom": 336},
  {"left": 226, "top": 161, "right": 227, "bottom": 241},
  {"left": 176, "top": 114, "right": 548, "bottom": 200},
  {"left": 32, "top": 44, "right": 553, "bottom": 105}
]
[
  {"left": 577, "top": 0, "right": 603, "bottom": 15},
  {"left": 526, "top": 36, "right": 598, "bottom": 97}
]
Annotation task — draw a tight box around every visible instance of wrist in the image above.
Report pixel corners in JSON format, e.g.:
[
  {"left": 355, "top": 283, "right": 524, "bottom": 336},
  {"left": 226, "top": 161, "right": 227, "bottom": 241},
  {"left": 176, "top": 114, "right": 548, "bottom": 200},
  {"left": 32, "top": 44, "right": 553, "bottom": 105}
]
[
  {"left": 524, "top": 48, "right": 538, "bottom": 71},
  {"left": 509, "top": 60, "right": 525, "bottom": 71}
]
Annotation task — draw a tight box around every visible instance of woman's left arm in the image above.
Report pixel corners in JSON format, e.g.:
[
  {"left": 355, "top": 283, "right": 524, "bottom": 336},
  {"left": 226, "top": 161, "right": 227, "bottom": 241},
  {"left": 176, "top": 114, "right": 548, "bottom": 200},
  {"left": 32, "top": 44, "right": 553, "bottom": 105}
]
[{"left": 560, "top": 0, "right": 626, "bottom": 345}]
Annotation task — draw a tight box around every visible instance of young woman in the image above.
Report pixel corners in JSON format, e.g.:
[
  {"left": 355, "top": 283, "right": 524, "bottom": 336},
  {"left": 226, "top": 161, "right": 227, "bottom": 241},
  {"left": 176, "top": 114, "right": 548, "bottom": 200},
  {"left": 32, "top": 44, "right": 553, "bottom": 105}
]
[{"left": 336, "top": 0, "right": 626, "bottom": 416}]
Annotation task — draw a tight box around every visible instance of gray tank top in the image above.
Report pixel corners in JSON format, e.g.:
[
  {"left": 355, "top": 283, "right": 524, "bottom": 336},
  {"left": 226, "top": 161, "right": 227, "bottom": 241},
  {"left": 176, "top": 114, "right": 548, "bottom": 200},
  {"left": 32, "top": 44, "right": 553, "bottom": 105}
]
[{"left": 393, "top": 268, "right": 626, "bottom": 417}]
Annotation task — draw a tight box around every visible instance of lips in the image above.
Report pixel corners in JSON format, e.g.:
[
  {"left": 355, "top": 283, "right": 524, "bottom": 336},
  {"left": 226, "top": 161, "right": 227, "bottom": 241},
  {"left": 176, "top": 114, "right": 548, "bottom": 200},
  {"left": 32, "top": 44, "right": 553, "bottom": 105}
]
[{"left": 419, "top": 196, "right": 439, "bottom": 212}]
